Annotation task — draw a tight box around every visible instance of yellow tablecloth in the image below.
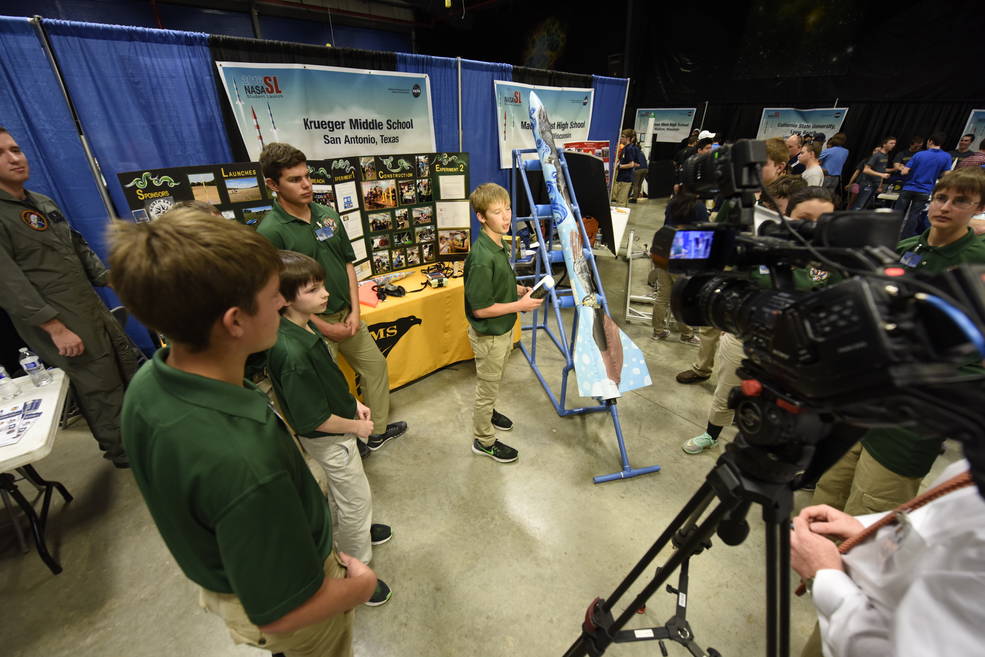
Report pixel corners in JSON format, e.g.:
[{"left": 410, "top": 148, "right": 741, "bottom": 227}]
[{"left": 336, "top": 268, "right": 484, "bottom": 391}]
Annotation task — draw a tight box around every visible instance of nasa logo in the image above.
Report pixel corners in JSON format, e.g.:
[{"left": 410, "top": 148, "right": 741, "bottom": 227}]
[{"left": 412, "top": 83, "right": 422, "bottom": 98}]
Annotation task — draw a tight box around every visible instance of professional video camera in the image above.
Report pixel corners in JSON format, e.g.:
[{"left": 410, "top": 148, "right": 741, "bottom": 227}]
[{"left": 562, "top": 140, "right": 985, "bottom": 657}]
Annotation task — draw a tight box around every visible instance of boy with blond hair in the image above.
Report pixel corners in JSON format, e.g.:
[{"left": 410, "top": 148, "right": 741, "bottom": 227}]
[
  {"left": 464, "top": 183, "right": 543, "bottom": 463},
  {"left": 111, "top": 207, "right": 375, "bottom": 656},
  {"left": 267, "top": 250, "right": 393, "bottom": 607}
]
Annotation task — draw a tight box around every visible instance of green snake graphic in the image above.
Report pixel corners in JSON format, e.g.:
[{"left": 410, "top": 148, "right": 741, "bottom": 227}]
[
  {"left": 124, "top": 172, "right": 180, "bottom": 189},
  {"left": 380, "top": 157, "right": 412, "bottom": 172},
  {"left": 436, "top": 154, "right": 465, "bottom": 166}
]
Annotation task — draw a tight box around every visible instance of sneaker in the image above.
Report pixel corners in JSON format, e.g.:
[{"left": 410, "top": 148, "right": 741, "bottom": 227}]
[
  {"left": 491, "top": 409, "right": 514, "bottom": 431},
  {"left": 675, "top": 369, "right": 710, "bottom": 384},
  {"left": 472, "top": 439, "right": 518, "bottom": 463},
  {"left": 367, "top": 421, "right": 407, "bottom": 451},
  {"left": 370, "top": 523, "right": 392, "bottom": 546},
  {"left": 679, "top": 335, "right": 701, "bottom": 346},
  {"left": 651, "top": 329, "right": 670, "bottom": 341},
  {"left": 365, "top": 579, "right": 392, "bottom": 607},
  {"left": 682, "top": 432, "right": 718, "bottom": 455}
]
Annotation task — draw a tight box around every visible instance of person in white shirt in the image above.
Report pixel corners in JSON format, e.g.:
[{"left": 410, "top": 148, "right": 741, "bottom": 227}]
[
  {"left": 791, "top": 457, "right": 985, "bottom": 657},
  {"left": 798, "top": 141, "right": 825, "bottom": 186}
]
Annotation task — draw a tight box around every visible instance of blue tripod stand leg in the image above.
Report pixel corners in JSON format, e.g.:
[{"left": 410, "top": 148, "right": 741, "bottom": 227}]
[{"left": 592, "top": 400, "right": 662, "bottom": 484}]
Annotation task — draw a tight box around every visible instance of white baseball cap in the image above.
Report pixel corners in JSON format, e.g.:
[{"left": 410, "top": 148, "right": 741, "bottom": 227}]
[{"left": 698, "top": 130, "right": 716, "bottom": 140}]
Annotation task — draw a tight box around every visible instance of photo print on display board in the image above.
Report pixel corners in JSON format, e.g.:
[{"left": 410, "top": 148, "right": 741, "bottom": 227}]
[
  {"left": 373, "top": 250, "right": 390, "bottom": 273},
  {"left": 421, "top": 241, "right": 435, "bottom": 262},
  {"left": 188, "top": 172, "right": 220, "bottom": 204},
  {"left": 415, "top": 225, "right": 435, "bottom": 244},
  {"left": 438, "top": 229, "right": 470, "bottom": 255},
  {"left": 224, "top": 176, "right": 263, "bottom": 203},
  {"left": 394, "top": 208, "right": 410, "bottom": 229},
  {"left": 372, "top": 234, "right": 390, "bottom": 250},
  {"left": 355, "top": 260, "right": 372, "bottom": 280},
  {"left": 368, "top": 211, "right": 391, "bottom": 233},
  {"left": 242, "top": 205, "right": 272, "bottom": 226},
  {"left": 406, "top": 248, "right": 421, "bottom": 266},
  {"left": 391, "top": 249, "right": 407, "bottom": 270},
  {"left": 360, "top": 157, "right": 378, "bottom": 180},
  {"left": 398, "top": 180, "right": 417, "bottom": 205},
  {"left": 393, "top": 230, "right": 413, "bottom": 247},
  {"left": 362, "top": 179, "right": 397, "bottom": 210},
  {"left": 416, "top": 155, "right": 431, "bottom": 178},
  {"left": 312, "top": 184, "right": 336, "bottom": 210},
  {"left": 412, "top": 206, "right": 433, "bottom": 225},
  {"left": 416, "top": 178, "right": 433, "bottom": 202}
]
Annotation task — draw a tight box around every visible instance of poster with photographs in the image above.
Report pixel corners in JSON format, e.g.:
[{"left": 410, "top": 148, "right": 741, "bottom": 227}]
[
  {"left": 357, "top": 151, "right": 470, "bottom": 276},
  {"left": 118, "top": 163, "right": 271, "bottom": 227}
]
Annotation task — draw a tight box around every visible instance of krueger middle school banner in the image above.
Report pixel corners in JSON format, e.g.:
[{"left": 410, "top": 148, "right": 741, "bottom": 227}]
[
  {"left": 634, "top": 108, "right": 696, "bottom": 145},
  {"left": 217, "top": 62, "right": 436, "bottom": 161},
  {"left": 756, "top": 107, "right": 849, "bottom": 139},
  {"left": 494, "top": 81, "right": 593, "bottom": 169},
  {"left": 959, "top": 109, "right": 985, "bottom": 147}
]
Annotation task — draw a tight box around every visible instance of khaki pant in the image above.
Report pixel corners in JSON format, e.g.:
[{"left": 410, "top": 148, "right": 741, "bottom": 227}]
[
  {"left": 651, "top": 268, "right": 694, "bottom": 338},
  {"left": 199, "top": 553, "right": 353, "bottom": 657},
  {"left": 322, "top": 309, "right": 390, "bottom": 435},
  {"left": 708, "top": 332, "right": 744, "bottom": 427},
  {"left": 630, "top": 168, "right": 648, "bottom": 200},
  {"left": 610, "top": 181, "right": 631, "bottom": 206},
  {"left": 810, "top": 442, "right": 922, "bottom": 515},
  {"left": 468, "top": 326, "right": 513, "bottom": 447},
  {"left": 689, "top": 326, "right": 721, "bottom": 377},
  {"left": 301, "top": 434, "right": 374, "bottom": 564}
]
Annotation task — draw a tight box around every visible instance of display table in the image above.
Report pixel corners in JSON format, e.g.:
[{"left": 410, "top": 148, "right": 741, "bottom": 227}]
[
  {"left": 0, "top": 369, "right": 72, "bottom": 574},
  {"left": 337, "top": 268, "right": 477, "bottom": 390}
]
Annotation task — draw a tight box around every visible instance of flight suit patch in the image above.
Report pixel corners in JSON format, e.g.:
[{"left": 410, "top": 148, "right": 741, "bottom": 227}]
[{"left": 21, "top": 210, "right": 48, "bottom": 231}]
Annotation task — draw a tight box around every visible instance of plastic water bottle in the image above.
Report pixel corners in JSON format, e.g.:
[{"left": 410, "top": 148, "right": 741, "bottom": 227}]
[
  {"left": 18, "top": 348, "right": 52, "bottom": 387},
  {"left": 0, "top": 366, "right": 20, "bottom": 401}
]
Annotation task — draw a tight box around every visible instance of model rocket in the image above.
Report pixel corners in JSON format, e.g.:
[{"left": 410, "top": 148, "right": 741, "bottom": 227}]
[
  {"left": 234, "top": 84, "right": 246, "bottom": 126},
  {"left": 267, "top": 102, "right": 280, "bottom": 142},
  {"left": 527, "top": 91, "right": 651, "bottom": 399},
  {"left": 251, "top": 106, "right": 265, "bottom": 149}
]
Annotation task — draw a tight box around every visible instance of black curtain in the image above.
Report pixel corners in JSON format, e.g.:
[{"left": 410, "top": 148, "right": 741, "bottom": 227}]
[
  {"left": 511, "top": 66, "right": 592, "bottom": 90},
  {"left": 208, "top": 35, "right": 397, "bottom": 162}
]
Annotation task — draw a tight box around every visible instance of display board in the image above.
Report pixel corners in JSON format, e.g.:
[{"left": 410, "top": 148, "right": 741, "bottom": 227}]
[
  {"left": 215, "top": 62, "right": 436, "bottom": 161},
  {"left": 494, "top": 81, "right": 594, "bottom": 169},
  {"left": 756, "top": 107, "right": 849, "bottom": 139},
  {"left": 117, "top": 150, "right": 469, "bottom": 281},
  {"left": 563, "top": 141, "right": 611, "bottom": 186},
  {"left": 633, "top": 108, "right": 697, "bottom": 144}
]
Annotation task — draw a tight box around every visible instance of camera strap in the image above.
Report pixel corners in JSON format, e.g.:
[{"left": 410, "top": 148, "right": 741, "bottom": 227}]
[{"left": 795, "top": 469, "right": 973, "bottom": 596}]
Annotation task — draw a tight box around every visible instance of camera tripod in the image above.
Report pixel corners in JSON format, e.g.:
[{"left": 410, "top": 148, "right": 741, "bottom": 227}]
[{"left": 564, "top": 426, "right": 819, "bottom": 657}]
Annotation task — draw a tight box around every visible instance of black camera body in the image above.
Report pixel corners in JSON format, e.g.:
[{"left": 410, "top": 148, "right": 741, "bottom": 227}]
[{"left": 657, "top": 139, "right": 985, "bottom": 486}]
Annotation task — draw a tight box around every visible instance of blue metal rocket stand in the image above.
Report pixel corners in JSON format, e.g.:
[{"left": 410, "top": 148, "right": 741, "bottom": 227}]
[{"left": 510, "top": 148, "right": 660, "bottom": 484}]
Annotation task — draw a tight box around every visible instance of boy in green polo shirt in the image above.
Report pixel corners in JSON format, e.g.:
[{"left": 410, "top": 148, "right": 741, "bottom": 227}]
[
  {"left": 464, "top": 183, "right": 543, "bottom": 463},
  {"left": 109, "top": 207, "right": 376, "bottom": 657},
  {"left": 811, "top": 167, "right": 985, "bottom": 515},
  {"left": 257, "top": 142, "right": 407, "bottom": 455},
  {"left": 267, "top": 250, "right": 393, "bottom": 607}
]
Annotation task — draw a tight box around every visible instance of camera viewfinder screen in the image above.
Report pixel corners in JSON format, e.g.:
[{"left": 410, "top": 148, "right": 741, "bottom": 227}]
[{"left": 670, "top": 230, "right": 714, "bottom": 260}]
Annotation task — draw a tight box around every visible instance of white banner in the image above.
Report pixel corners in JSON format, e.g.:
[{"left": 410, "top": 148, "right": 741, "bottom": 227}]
[
  {"left": 494, "top": 81, "right": 593, "bottom": 169},
  {"left": 216, "top": 62, "right": 436, "bottom": 161},
  {"left": 959, "top": 109, "right": 985, "bottom": 148},
  {"left": 756, "top": 107, "right": 849, "bottom": 139},
  {"left": 633, "top": 108, "right": 696, "bottom": 145}
]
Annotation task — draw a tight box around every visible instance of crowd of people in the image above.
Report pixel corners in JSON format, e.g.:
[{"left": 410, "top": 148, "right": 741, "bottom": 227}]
[{"left": 643, "top": 128, "right": 985, "bottom": 656}]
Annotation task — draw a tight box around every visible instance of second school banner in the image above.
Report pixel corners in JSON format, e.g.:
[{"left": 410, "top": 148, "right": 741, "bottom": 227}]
[
  {"left": 756, "top": 107, "right": 849, "bottom": 139},
  {"left": 494, "top": 81, "right": 594, "bottom": 169},
  {"left": 216, "top": 62, "right": 436, "bottom": 161},
  {"left": 634, "top": 108, "right": 697, "bottom": 144}
]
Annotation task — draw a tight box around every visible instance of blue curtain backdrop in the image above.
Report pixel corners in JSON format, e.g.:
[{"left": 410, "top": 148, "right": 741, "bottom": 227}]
[
  {"left": 460, "top": 59, "right": 512, "bottom": 236},
  {"left": 43, "top": 19, "right": 233, "bottom": 219},
  {"left": 589, "top": 75, "right": 630, "bottom": 186},
  {"left": 395, "top": 53, "right": 459, "bottom": 154}
]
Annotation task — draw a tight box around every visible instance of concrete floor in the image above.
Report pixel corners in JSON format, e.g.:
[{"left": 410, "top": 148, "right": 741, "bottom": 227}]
[{"left": 0, "top": 198, "right": 961, "bottom": 657}]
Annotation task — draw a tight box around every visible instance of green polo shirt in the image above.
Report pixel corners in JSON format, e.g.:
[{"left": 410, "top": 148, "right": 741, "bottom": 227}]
[
  {"left": 267, "top": 317, "right": 357, "bottom": 437},
  {"left": 862, "top": 226, "right": 985, "bottom": 478},
  {"left": 121, "top": 348, "right": 333, "bottom": 626},
  {"left": 464, "top": 231, "right": 518, "bottom": 336},
  {"left": 257, "top": 200, "right": 355, "bottom": 314}
]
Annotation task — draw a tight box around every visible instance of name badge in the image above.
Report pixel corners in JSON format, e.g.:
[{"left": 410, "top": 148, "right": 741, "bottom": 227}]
[
  {"left": 900, "top": 251, "right": 923, "bottom": 268},
  {"left": 314, "top": 222, "right": 334, "bottom": 241}
]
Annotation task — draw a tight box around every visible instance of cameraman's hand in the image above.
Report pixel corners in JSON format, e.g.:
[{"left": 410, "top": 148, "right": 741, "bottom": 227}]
[
  {"left": 797, "top": 504, "right": 864, "bottom": 541},
  {"left": 516, "top": 290, "right": 544, "bottom": 312},
  {"left": 790, "top": 515, "right": 844, "bottom": 579}
]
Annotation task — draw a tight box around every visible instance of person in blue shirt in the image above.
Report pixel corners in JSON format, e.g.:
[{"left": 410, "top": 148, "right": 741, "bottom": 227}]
[
  {"left": 818, "top": 133, "right": 849, "bottom": 179},
  {"left": 893, "top": 132, "right": 954, "bottom": 238}
]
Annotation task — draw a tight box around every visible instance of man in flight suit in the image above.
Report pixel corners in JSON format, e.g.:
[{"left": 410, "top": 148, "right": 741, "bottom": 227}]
[{"left": 0, "top": 127, "right": 141, "bottom": 467}]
